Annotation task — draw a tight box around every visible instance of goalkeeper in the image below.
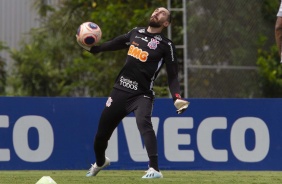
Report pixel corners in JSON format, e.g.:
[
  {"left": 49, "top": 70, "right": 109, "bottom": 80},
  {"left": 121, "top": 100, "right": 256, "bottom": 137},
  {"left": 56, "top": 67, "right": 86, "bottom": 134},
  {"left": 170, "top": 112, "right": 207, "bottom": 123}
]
[{"left": 77, "top": 7, "right": 189, "bottom": 179}]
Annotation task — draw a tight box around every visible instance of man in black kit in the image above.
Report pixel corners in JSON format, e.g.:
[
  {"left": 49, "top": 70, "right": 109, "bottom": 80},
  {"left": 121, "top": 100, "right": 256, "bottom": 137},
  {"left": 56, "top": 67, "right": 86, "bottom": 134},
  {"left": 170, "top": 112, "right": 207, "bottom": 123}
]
[{"left": 77, "top": 7, "right": 189, "bottom": 179}]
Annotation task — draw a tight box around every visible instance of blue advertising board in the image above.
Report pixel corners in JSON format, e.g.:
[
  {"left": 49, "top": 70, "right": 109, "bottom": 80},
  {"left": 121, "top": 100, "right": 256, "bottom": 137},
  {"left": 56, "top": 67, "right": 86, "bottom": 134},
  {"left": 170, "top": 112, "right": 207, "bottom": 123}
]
[{"left": 0, "top": 97, "right": 281, "bottom": 170}]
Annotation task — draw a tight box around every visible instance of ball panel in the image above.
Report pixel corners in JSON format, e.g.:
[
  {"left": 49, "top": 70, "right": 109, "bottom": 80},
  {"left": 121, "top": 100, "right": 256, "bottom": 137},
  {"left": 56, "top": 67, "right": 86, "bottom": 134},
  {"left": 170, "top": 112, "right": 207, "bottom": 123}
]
[
  {"left": 77, "top": 26, "right": 81, "bottom": 36},
  {"left": 88, "top": 22, "right": 99, "bottom": 29},
  {"left": 84, "top": 36, "right": 95, "bottom": 45}
]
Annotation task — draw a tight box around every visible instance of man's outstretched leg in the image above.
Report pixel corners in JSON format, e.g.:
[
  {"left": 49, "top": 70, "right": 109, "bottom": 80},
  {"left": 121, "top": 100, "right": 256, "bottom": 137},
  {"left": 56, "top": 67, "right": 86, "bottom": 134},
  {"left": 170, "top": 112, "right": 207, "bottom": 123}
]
[{"left": 86, "top": 90, "right": 127, "bottom": 177}]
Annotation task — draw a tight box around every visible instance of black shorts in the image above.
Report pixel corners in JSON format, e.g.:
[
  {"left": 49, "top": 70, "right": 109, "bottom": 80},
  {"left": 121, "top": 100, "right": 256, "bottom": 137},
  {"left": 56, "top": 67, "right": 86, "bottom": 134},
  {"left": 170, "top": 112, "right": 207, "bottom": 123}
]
[{"left": 95, "top": 88, "right": 155, "bottom": 141}]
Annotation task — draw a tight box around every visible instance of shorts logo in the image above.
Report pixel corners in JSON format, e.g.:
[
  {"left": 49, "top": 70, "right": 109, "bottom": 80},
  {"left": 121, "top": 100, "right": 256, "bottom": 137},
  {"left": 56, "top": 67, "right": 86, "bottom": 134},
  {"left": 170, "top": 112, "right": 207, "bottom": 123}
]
[
  {"left": 147, "top": 38, "right": 159, "bottom": 50},
  {"left": 120, "top": 76, "right": 138, "bottom": 90},
  {"left": 106, "top": 97, "right": 113, "bottom": 107}
]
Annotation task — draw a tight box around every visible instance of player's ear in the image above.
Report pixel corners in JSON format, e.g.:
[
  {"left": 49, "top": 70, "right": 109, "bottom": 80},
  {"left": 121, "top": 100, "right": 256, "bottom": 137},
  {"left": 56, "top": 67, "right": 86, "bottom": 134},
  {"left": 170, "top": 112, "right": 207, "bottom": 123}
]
[{"left": 163, "top": 21, "right": 170, "bottom": 28}]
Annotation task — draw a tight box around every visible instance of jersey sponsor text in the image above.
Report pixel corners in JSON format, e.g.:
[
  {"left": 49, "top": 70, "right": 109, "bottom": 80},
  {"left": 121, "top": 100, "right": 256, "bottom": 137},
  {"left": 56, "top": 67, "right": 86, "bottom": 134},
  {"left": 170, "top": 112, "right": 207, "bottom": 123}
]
[
  {"left": 119, "top": 76, "right": 138, "bottom": 90},
  {"left": 128, "top": 45, "right": 149, "bottom": 62}
]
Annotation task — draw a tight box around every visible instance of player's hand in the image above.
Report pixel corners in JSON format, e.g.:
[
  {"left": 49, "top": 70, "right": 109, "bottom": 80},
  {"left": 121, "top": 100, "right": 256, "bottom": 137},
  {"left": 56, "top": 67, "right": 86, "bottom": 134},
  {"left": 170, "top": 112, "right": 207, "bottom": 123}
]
[
  {"left": 174, "top": 98, "right": 189, "bottom": 114},
  {"left": 173, "top": 93, "right": 190, "bottom": 114},
  {"left": 76, "top": 35, "right": 91, "bottom": 51}
]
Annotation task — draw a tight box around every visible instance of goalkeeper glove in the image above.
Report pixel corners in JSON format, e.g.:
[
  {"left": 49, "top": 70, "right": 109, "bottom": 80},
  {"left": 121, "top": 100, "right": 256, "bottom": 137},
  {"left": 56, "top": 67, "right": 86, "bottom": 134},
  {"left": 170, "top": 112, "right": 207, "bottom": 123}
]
[
  {"left": 174, "top": 94, "right": 189, "bottom": 114},
  {"left": 76, "top": 35, "right": 91, "bottom": 51}
]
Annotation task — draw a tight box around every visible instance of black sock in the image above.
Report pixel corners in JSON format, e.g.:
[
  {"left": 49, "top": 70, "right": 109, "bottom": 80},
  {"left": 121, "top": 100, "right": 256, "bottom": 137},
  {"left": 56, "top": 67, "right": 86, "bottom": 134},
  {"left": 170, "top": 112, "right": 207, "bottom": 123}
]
[
  {"left": 96, "top": 157, "right": 105, "bottom": 167},
  {"left": 94, "top": 138, "right": 107, "bottom": 167},
  {"left": 149, "top": 155, "right": 159, "bottom": 172}
]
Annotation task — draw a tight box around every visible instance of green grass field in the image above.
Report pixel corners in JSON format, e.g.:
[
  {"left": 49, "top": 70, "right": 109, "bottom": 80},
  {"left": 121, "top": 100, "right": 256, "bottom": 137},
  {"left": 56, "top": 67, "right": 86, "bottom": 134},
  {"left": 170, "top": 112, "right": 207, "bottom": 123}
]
[{"left": 1, "top": 170, "right": 282, "bottom": 184}]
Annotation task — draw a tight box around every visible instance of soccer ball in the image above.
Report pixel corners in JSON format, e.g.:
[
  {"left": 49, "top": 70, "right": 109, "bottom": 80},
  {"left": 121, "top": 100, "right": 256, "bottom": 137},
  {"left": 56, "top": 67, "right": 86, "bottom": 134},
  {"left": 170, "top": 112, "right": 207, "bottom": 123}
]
[{"left": 76, "top": 22, "right": 102, "bottom": 47}]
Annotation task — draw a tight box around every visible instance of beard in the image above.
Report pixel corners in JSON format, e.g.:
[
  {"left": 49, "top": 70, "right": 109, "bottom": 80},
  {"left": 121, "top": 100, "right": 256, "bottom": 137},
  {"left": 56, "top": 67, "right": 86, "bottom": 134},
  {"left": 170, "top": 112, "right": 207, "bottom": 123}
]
[{"left": 148, "top": 17, "right": 162, "bottom": 28}]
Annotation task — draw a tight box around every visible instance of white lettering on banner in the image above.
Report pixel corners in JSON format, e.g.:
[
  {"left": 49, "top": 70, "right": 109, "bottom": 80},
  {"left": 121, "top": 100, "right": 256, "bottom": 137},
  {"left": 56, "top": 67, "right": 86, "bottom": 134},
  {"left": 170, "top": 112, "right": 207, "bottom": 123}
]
[
  {"left": 1, "top": 115, "right": 269, "bottom": 163},
  {"left": 106, "top": 117, "right": 270, "bottom": 163},
  {"left": 0, "top": 116, "right": 10, "bottom": 161},
  {"left": 123, "top": 117, "right": 159, "bottom": 161},
  {"left": 197, "top": 117, "right": 228, "bottom": 162},
  {"left": 13, "top": 116, "right": 54, "bottom": 162},
  {"left": 231, "top": 117, "right": 270, "bottom": 162},
  {"left": 164, "top": 117, "right": 194, "bottom": 161},
  {"left": 106, "top": 128, "right": 118, "bottom": 161},
  {"left": 106, "top": 117, "right": 159, "bottom": 162}
]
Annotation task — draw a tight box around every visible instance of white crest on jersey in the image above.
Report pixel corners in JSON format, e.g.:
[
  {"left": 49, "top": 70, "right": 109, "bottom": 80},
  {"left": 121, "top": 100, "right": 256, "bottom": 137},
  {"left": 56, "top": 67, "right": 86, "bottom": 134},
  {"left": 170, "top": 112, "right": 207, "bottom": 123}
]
[
  {"left": 138, "top": 29, "right": 145, "bottom": 33},
  {"left": 148, "top": 38, "right": 160, "bottom": 50}
]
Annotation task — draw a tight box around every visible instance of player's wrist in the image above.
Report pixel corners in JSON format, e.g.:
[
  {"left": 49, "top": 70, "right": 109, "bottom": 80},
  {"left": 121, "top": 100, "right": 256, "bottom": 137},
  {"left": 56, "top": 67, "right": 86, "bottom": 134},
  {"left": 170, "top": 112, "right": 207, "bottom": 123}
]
[
  {"left": 90, "top": 46, "right": 101, "bottom": 54},
  {"left": 173, "top": 93, "right": 182, "bottom": 102}
]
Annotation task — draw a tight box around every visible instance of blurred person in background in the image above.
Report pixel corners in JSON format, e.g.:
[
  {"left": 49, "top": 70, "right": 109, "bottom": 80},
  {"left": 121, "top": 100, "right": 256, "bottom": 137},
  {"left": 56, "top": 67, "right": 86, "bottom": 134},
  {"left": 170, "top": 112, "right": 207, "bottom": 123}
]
[{"left": 275, "top": 0, "right": 282, "bottom": 62}]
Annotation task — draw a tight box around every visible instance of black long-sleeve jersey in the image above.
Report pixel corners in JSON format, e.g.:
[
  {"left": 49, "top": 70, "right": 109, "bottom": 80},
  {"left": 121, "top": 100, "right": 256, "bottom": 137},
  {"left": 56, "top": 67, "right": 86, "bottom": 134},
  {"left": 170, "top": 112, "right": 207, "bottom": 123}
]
[{"left": 90, "top": 27, "right": 181, "bottom": 99}]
